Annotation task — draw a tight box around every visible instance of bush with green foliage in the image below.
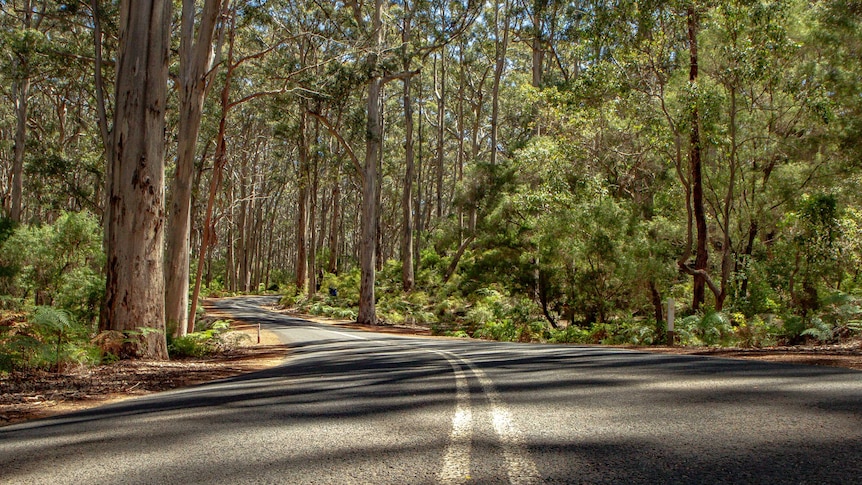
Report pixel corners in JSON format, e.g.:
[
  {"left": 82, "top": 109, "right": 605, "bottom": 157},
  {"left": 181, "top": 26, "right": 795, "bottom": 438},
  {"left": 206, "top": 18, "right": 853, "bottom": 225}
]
[
  {"left": 676, "top": 309, "right": 735, "bottom": 347},
  {"left": 0, "top": 212, "right": 104, "bottom": 325},
  {"left": 168, "top": 320, "right": 249, "bottom": 358},
  {"left": 278, "top": 282, "right": 301, "bottom": 307},
  {"left": 547, "top": 325, "right": 590, "bottom": 344},
  {"left": 0, "top": 306, "right": 100, "bottom": 372},
  {"left": 733, "top": 314, "right": 780, "bottom": 348}
]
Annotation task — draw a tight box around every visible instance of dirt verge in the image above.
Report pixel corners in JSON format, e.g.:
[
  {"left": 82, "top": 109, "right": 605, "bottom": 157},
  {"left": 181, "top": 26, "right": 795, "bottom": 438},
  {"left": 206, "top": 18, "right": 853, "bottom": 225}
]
[
  {"left": 628, "top": 342, "right": 862, "bottom": 371},
  {"left": 0, "top": 302, "right": 289, "bottom": 427}
]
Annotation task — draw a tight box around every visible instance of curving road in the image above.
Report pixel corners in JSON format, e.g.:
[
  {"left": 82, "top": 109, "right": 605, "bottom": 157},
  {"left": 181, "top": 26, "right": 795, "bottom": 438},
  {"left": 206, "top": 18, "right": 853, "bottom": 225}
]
[{"left": 2, "top": 296, "right": 862, "bottom": 484}]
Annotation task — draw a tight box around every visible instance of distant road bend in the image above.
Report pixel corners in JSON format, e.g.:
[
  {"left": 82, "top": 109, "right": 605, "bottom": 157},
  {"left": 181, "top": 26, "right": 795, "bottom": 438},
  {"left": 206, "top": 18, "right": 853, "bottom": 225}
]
[{"left": 2, "top": 296, "right": 861, "bottom": 484}]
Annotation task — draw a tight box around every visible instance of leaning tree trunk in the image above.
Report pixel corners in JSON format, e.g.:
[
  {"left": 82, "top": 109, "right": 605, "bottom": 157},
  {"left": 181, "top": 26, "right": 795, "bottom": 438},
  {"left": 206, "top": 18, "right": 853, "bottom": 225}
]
[
  {"left": 188, "top": 7, "right": 235, "bottom": 332},
  {"left": 102, "top": 0, "right": 171, "bottom": 359}
]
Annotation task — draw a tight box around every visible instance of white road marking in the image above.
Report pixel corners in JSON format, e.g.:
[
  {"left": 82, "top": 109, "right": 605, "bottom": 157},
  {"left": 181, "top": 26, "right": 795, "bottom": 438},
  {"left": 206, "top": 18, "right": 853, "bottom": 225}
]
[
  {"left": 462, "top": 359, "right": 541, "bottom": 485},
  {"left": 318, "top": 328, "right": 368, "bottom": 340},
  {"left": 287, "top": 322, "right": 539, "bottom": 484},
  {"left": 435, "top": 356, "right": 473, "bottom": 485}
]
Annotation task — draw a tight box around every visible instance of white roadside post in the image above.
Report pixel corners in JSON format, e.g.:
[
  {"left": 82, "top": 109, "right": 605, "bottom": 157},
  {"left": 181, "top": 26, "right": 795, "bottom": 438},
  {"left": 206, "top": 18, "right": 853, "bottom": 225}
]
[{"left": 667, "top": 298, "right": 675, "bottom": 346}]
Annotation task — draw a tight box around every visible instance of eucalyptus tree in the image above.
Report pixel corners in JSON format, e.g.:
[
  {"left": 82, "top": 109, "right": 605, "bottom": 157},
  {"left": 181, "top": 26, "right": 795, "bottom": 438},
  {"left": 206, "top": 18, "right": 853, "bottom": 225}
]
[
  {"left": 101, "top": 0, "right": 172, "bottom": 359},
  {"left": 355, "top": 0, "right": 386, "bottom": 324},
  {"left": 2, "top": 0, "right": 48, "bottom": 221},
  {"left": 164, "top": 0, "right": 225, "bottom": 337},
  {"left": 684, "top": 2, "right": 709, "bottom": 310},
  {"left": 395, "top": 0, "right": 480, "bottom": 290},
  {"left": 187, "top": 1, "right": 299, "bottom": 326}
]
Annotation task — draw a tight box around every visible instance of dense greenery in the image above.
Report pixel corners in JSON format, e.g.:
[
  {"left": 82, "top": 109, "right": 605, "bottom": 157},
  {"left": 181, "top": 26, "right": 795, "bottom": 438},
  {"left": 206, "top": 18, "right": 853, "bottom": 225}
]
[{"left": 2, "top": 0, "right": 862, "bottom": 364}]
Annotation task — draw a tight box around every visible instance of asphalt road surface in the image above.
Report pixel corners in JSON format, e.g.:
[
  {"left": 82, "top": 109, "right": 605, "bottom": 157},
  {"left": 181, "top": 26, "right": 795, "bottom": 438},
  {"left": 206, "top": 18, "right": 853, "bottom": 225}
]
[{"left": 2, "top": 296, "right": 861, "bottom": 484}]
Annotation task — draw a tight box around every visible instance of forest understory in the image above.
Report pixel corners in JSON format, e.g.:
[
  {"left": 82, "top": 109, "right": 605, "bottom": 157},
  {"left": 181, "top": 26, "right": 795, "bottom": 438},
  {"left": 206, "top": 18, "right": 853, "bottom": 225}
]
[{"left": 0, "top": 305, "right": 289, "bottom": 426}]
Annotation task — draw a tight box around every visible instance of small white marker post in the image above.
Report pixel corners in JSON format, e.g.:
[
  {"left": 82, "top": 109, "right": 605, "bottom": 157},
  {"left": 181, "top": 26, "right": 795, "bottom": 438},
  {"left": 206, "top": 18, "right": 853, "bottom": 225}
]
[
  {"left": 257, "top": 322, "right": 261, "bottom": 344},
  {"left": 667, "top": 298, "right": 675, "bottom": 347}
]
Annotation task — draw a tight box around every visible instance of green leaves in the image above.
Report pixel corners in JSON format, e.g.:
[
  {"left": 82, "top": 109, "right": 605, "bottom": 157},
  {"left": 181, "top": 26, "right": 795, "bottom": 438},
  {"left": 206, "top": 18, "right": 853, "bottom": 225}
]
[
  {"left": 0, "top": 212, "right": 103, "bottom": 321},
  {"left": 0, "top": 306, "right": 97, "bottom": 372}
]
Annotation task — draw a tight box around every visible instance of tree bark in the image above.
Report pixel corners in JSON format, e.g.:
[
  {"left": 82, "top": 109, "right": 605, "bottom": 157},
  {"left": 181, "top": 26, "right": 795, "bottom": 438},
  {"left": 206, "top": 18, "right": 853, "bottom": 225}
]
[
  {"left": 650, "top": 281, "right": 663, "bottom": 324},
  {"left": 165, "top": 0, "right": 221, "bottom": 337},
  {"left": 401, "top": 17, "right": 416, "bottom": 292},
  {"left": 308, "top": 139, "right": 319, "bottom": 295},
  {"left": 328, "top": 178, "right": 341, "bottom": 274},
  {"left": 531, "top": 1, "right": 545, "bottom": 89},
  {"left": 414, "top": 73, "right": 425, "bottom": 269},
  {"left": 295, "top": 108, "right": 309, "bottom": 293},
  {"left": 92, "top": 0, "right": 112, "bottom": 171},
  {"left": 102, "top": 0, "right": 172, "bottom": 359},
  {"left": 357, "top": 0, "right": 384, "bottom": 325},
  {"left": 10, "top": 76, "right": 29, "bottom": 222},
  {"left": 688, "top": 5, "right": 708, "bottom": 311},
  {"left": 435, "top": 50, "right": 446, "bottom": 219}
]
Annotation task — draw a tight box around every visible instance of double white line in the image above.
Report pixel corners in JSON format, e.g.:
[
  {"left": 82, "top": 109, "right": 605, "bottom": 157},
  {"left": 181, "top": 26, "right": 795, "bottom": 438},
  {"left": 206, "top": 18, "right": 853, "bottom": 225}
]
[
  {"left": 431, "top": 349, "right": 541, "bottom": 485},
  {"left": 321, "top": 328, "right": 541, "bottom": 484}
]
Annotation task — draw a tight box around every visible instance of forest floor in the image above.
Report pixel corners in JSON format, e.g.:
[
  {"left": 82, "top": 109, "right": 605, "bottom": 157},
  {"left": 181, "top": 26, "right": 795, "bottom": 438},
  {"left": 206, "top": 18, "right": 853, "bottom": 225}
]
[
  {"left": 0, "top": 302, "right": 290, "bottom": 427},
  {"left": 2, "top": 303, "right": 861, "bottom": 427}
]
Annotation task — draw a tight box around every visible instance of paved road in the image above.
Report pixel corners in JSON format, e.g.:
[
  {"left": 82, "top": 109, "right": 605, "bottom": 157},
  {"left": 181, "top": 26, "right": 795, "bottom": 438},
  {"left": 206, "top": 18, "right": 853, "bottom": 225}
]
[{"left": 2, "top": 296, "right": 861, "bottom": 484}]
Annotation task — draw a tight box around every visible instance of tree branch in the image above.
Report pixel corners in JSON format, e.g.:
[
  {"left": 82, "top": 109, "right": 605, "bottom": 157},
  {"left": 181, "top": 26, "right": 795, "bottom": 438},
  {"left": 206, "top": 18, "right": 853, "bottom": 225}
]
[
  {"left": 382, "top": 69, "right": 421, "bottom": 85},
  {"left": 677, "top": 262, "right": 722, "bottom": 302},
  {"left": 307, "top": 110, "right": 363, "bottom": 184}
]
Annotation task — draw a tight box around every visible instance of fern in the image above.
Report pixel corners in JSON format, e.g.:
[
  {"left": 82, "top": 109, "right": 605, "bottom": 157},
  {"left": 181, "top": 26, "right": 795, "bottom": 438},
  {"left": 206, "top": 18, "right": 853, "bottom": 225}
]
[
  {"left": 801, "top": 318, "right": 834, "bottom": 342},
  {"left": 31, "top": 306, "right": 75, "bottom": 371}
]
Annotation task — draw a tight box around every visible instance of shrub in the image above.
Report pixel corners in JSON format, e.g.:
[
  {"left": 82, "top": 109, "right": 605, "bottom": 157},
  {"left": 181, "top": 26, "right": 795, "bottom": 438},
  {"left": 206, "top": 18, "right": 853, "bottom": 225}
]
[
  {"left": 279, "top": 282, "right": 301, "bottom": 307},
  {"left": 801, "top": 317, "right": 834, "bottom": 343},
  {"left": 0, "top": 212, "right": 103, "bottom": 320},
  {"left": 474, "top": 320, "right": 519, "bottom": 341},
  {"left": 733, "top": 315, "right": 780, "bottom": 348},
  {"left": 676, "top": 309, "right": 734, "bottom": 346},
  {"left": 0, "top": 306, "right": 99, "bottom": 372},
  {"left": 548, "top": 325, "right": 590, "bottom": 344},
  {"left": 168, "top": 320, "right": 248, "bottom": 358},
  {"left": 617, "top": 318, "right": 660, "bottom": 346}
]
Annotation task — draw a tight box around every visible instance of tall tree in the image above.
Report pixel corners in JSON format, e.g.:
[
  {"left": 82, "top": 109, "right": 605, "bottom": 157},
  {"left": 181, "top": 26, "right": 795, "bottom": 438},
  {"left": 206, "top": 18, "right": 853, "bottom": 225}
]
[
  {"left": 357, "top": 0, "right": 384, "bottom": 325},
  {"left": 490, "top": 0, "right": 511, "bottom": 169},
  {"left": 7, "top": 0, "right": 47, "bottom": 222},
  {"left": 102, "top": 0, "right": 172, "bottom": 359},
  {"left": 165, "top": 0, "right": 223, "bottom": 337},
  {"left": 400, "top": 9, "right": 416, "bottom": 291},
  {"left": 677, "top": 3, "right": 711, "bottom": 311}
]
